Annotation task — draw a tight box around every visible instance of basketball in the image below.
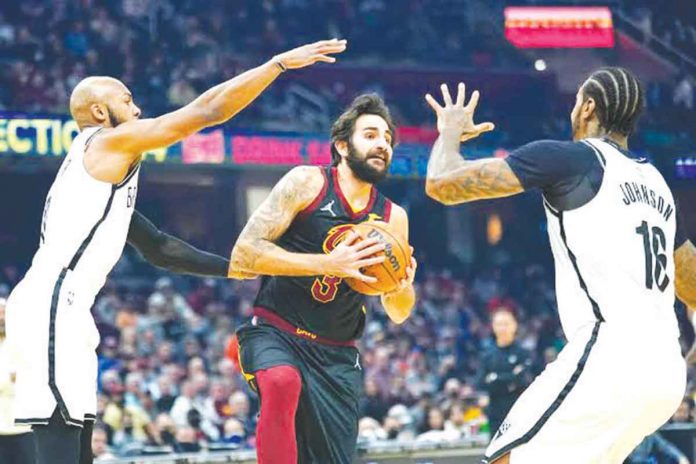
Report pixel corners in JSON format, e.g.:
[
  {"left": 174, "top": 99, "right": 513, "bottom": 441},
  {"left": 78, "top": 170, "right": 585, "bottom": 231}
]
[{"left": 345, "top": 221, "right": 411, "bottom": 296}]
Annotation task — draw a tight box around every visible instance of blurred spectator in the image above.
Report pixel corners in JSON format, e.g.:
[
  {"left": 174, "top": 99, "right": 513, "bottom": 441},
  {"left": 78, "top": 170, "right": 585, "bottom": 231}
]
[
  {"left": 170, "top": 380, "right": 199, "bottom": 428},
  {"left": 92, "top": 424, "right": 116, "bottom": 462},
  {"left": 222, "top": 417, "right": 246, "bottom": 447},
  {"left": 358, "top": 416, "right": 387, "bottom": 443},
  {"left": 175, "top": 426, "right": 201, "bottom": 453},
  {"left": 153, "top": 375, "right": 177, "bottom": 413},
  {"left": 383, "top": 404, "right": 415, "bottom": 441},
  {"left": 477, "top": 309, "right": 534, "bottom": 435},
  {"left": 360, "top": 377, "right": 389, "bottom": 421},
  {"left": 0, "top": 298, "right": 34, "bottom": 464},
  {"left": 153, "top": 413, "right": 178, "bottom": 449},
  {"left": 416, "top": 407, "right": 460, "bottom": 442},
  {"left": 673, "top": 73, "right": 694, "bottom": 110}
]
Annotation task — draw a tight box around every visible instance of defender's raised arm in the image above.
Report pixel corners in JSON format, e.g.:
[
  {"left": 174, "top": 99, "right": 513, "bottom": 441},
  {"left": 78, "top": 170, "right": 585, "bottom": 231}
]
[
  {"left": 79, "top": 39, "right": 347, "bottom": 183},
  {"left": 424, "top": 83, "right": 523, "bottom": 205}
]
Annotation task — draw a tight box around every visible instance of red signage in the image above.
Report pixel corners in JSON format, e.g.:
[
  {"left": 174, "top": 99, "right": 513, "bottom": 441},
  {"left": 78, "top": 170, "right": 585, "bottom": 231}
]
[
  {"left": 504, "top": 6, "right": 614, "bottom": 49},
  {"left": 306, "top": 140, "right": 332, "bottom": 165},
  {"left": 231, "top": 136, "right": 304, "bottom": 165},
  {"left": 182, "top": 130, "right": 225, "bottom": 164}
]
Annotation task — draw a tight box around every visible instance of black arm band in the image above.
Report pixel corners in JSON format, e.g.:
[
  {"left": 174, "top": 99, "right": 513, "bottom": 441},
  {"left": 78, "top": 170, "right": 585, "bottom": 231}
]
[{"left": 127, "top": 210, "right": 229, "bottom": 277}]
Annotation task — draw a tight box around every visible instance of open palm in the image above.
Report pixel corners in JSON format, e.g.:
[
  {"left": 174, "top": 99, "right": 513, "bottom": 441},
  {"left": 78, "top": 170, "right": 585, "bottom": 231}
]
[{"left": 425, "top": 83, "right": 495, "bottom": 142}]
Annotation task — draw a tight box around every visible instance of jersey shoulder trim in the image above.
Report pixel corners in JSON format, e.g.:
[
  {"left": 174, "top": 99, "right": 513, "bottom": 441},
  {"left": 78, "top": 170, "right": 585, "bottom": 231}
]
[
  {"left": 580, "top": 139, "right": 606, "bottom": 168},
  {"left": 383, "top": 199, "right": 393, "bottom": 222},
  {"left": 83, "top": 127, "right": 103, "bottom": 150},
  {"left": 115, "top": 164, "right": 141, "bottom": 190}
]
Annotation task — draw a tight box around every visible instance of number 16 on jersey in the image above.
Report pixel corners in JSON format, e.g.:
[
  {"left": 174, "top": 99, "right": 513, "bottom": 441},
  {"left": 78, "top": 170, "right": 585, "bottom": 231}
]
[{"left": 636, "top": 220, "right": 669, "bottom": 292}]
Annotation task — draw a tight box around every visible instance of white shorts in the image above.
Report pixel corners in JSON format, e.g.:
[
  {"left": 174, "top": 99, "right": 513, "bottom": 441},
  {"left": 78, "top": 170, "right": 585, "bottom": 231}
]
[
  {"left": 484, "top": 322, "right": 686, "bottom": 464},
  {"left": 6, "top": 269, "right": 100, "bottom": 428}
]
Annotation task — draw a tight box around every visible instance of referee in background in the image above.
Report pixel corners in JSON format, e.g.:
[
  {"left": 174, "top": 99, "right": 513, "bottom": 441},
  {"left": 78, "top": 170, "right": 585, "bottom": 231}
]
[
  {"left": 0, "top": 298, "right": 34, "bottom": 463},
  {"left": 478, "top": 308, "right": 535, "bottom": 437}
]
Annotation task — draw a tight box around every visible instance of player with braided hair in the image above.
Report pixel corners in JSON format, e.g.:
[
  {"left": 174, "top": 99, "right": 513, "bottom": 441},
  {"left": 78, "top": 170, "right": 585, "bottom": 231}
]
[
  {"left": 578, "top": 67, "right": 644, "bottom": 138},
  {"left": 424, "top": 67, "right": 694, "bottom": 463}
]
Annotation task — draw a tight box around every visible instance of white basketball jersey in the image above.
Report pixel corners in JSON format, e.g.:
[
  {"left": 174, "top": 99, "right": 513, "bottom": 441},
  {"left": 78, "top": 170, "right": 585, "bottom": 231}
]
[
  {"left": 545, "top": 138, "right": 679, "bottom": 341},
  {"left": 25, "top": 126, "right": 140, "bottom": 305}
]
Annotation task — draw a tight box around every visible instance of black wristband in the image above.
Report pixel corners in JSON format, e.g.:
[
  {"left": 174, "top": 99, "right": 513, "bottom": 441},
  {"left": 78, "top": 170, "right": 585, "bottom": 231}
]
[{"left": 273, "top": 57, "right": 287, "bottom": 73}]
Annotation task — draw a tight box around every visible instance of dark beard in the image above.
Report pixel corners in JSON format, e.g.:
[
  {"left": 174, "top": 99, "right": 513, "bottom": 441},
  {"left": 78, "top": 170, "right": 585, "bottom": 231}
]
[
  {"left": 345, "top": 142, "right": 389, "bottom": 184},
  {"left": 107, "top": 106, "right": 122, "bottom": 127}
]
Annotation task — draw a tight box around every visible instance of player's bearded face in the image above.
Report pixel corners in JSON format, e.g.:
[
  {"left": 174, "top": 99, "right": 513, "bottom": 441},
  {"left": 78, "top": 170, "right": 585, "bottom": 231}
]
[
  {"left": 345, "top": 139, "right": 390, "bottom": 184},
  {"left": 106, "top": 106, "right": 123, "bottom": 127},
  {"left": 105, "top": 93, "right": 141, "bottom": 127},
  {"left": 106, "top": 103, "right": 138, "bottom": 128}
]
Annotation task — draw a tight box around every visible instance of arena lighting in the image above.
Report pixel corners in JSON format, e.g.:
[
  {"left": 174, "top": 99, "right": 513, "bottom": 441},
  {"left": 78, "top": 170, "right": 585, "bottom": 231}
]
[
  {"left": 675, "top": 156, "right": 696, "bottom": 179},
  {"left": 534, "top": 59, "right": 547, "bottom": 71},
  {"left": 504, "top": 6, "right": 615, "bottom": 48},
  {"left": 487, "top": 214, "right": 504, "bottom": 246}
]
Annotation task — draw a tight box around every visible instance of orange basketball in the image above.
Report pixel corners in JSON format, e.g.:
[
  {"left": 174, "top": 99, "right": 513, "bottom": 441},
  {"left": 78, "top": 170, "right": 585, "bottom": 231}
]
[{"left": 345, "top": 221, "right": 411, "bottom": 296}]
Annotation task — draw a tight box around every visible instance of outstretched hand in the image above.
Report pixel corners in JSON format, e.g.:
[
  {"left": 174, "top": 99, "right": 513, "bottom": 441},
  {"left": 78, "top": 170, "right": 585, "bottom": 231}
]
[
  {"left": 274, "top": 39, "right": 347, "bottom": 70},
  {"left": 425, "top": 83, "right": 495, "bottom": 143}
]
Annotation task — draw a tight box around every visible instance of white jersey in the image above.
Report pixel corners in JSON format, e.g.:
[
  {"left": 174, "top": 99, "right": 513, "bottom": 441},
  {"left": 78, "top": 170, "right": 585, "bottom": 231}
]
[
  {"left": 545, "top": 138, "right": 678, "bottom": 341},
  {"left": 485, "top": 138, "right": 686, "bottom": 463},
  {"left": 6, "top": 126, "right": 140, "bottom": 426},
  {"left": 30, "top": 126, "right": 140, "bottom": 298}
]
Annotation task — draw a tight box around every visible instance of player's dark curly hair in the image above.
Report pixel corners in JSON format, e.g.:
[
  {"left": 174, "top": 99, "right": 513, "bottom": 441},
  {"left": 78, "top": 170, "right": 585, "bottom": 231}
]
[
  {"left": 330, "top": 93, "right": 396, "bottom": 166},
  {"left": 581, "top": 67, "right": 644, "bottom": 136}
]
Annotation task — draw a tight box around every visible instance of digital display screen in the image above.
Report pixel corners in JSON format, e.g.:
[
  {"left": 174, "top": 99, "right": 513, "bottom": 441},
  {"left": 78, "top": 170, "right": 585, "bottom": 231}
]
[{"left": 504, "top": 6, "right": 614, "bottom": 49}]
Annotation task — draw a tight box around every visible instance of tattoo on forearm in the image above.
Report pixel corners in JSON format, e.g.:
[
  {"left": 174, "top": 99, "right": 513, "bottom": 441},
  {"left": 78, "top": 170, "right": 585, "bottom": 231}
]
[
  {"left": 426, "top": 141, "right": 523, "bottom": 205},
  {"left": 231, "top": 168, "right": 316, "bottom": 272}
]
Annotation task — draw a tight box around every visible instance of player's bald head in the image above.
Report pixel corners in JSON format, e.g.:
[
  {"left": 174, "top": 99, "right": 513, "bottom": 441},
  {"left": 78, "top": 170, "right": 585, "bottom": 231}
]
[{"left": 70, "top": 76, "right": 139, "bottom": 130}]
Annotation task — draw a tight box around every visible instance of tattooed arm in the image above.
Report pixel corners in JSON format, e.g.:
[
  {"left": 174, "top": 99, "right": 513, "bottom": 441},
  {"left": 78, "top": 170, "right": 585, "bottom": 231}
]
[
  {"left": 424, "top": 83, "right": 523, "bottom": 205},
  {"left": 676, "top": 240, "right": 696, "bottom": 308},
  {"left": 229, "top": 166, "right": 385, "bottom": 280},
  {"left": 426, "top": 133, "right": 524, "bottom": 205}
]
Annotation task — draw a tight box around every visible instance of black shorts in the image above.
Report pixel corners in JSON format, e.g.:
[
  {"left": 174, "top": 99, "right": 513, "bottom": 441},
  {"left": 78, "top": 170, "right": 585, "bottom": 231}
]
[{"left": 236, "top": 319, "right": 363, "bottom": 464}]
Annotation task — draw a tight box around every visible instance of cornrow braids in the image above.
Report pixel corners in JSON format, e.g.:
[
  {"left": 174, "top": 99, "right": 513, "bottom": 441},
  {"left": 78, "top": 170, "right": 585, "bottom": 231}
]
[{"left": 581, "top": 67, "right": 644, "bottom": 136}]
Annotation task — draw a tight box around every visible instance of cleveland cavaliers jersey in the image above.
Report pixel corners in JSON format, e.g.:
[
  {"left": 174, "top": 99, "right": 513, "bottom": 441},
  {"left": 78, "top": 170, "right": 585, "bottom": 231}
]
[
  {"left": 254, "top": 166, "right": 394, "bottom": 342},
  {"left": 544, "top": 138, "right": 678, "bottom": 339},
  {"left": 21, "top": 126, "right": 140, "bottom": 307}
]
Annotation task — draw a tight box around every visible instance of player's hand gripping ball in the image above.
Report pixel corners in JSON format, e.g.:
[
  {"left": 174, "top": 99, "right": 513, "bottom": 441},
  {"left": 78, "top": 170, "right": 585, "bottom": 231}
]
[{"left": 344, "top": 221, "right": 411, "bottom": 295}]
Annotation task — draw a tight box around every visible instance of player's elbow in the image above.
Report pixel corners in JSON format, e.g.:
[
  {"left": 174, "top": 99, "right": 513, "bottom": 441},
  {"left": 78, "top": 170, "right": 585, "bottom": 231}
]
[
  {"left": 425, "top": 178, "right": 461, "bottom": 205},
  {"left": 424, "top": 178, "right": 443, "bottom": 202},
  {"left": 202, "top": 107, "right": 226, "bottom": 127},
  {"left": 229, "top": 241, "right": 258, "bottom": 273}
]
